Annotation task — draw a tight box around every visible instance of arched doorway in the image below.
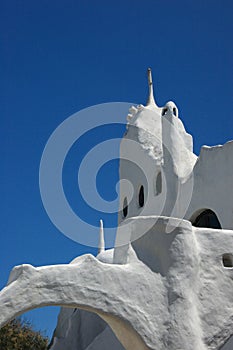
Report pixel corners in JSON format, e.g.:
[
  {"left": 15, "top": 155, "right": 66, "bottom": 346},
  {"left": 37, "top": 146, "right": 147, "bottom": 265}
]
[{"left": 191, "top": 209, "right": 221, "bottom": 229}]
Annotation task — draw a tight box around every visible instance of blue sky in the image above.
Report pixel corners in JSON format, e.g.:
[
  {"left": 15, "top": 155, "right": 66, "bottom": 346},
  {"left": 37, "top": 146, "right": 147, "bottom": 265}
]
[{"left": 1, "top": 0, "right": 233, "bottom": 339}]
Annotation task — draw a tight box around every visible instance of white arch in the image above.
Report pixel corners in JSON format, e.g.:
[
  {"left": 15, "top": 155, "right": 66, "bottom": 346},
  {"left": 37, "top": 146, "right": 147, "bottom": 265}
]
[{"left": 0, "top": 254, "right": 150, "bottom": 350}]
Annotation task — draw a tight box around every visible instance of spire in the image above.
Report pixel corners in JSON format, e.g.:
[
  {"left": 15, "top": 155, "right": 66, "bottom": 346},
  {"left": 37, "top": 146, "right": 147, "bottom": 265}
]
[
  {"left": 98, "top": 219, "right": 105, "bottom": 255},
  {"left": 146, "top": 68, "right": 156, "bottom": 107}
]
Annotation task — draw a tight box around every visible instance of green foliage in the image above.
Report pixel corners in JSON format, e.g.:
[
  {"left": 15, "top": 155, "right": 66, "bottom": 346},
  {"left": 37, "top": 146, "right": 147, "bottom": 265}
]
[{"left": 0, "top": 317, "right": 49, "bottom": 350}]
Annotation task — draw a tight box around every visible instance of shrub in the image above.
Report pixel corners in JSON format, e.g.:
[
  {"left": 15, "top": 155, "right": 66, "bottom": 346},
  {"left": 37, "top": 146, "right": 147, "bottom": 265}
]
[{"left": 0, "top": 317, "right": 49, "bottom": 350}]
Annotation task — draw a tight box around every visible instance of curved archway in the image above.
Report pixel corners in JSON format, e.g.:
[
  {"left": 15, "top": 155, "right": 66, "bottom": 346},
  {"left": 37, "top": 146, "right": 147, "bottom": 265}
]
[
  {"left": 190, "top": 209, "right": 221, "bottom": 229},
  {"left": 0, "top": 257, "right": 150, "bottom": 350}
]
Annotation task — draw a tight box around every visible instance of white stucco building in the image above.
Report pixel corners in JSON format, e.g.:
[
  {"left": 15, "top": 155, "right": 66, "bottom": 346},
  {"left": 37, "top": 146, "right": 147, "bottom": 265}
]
[{"left": 0, "top": 69, "right": 232, "bottom": 350}]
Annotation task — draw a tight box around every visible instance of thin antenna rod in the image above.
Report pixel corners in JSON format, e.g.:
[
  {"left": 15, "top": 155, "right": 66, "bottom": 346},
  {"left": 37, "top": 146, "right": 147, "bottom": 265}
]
[{"left": 146, "top": 68, "right": 156, "bottom": 107}]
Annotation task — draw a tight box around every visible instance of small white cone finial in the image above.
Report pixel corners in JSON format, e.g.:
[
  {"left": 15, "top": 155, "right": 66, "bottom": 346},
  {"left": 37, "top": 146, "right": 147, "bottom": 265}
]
[
  {"left": 98, "top": 219, "right": 105, "bottom": 255},
  {"left": 146, "top": 68, "right": 156, "bottom": 107}
]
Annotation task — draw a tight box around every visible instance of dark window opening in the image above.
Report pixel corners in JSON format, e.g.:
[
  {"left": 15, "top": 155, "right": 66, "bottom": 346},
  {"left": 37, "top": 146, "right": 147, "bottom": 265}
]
[
  {"left": 138, "top": 185, "right": 144, "bottom": 207},
  {"left": 122, "top": 197, "right": 128, "bottom": 218},
  {"left": 162, "top": 108, "right": 168, "bottom": 116},
  {"left": 156, "top": 171, "right": 162, "bottom": 195},
  {"left": 222, "top": 254, "right": 233, "bottom": 268},
  {"left": 192, "top": 209, "right": 221, "bottom": 229},
  {"left": 173, "top": 107, "right": 177, "bottom": 116}
]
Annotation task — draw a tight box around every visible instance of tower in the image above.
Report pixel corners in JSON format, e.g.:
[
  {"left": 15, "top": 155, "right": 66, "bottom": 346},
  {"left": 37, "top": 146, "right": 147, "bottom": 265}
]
[{"left": 118, "top": 69, "right": 197, "bottom": 227}]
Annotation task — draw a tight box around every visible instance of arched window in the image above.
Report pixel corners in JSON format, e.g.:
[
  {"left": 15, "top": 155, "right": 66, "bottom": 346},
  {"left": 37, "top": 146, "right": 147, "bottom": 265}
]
[
  {"left": 173, "top": 107, "right": 177, "bottom": 116},
  {"left": 138, "top": 185, "right": 144, "bottom": 208},
  {"left": 122, "top": 197, "right": 128, "bottom": 218},
  {"left": 155, "top": 171, "right": 162, "bottom": 195},
  {"left": 192, "top": 209, "right": 221, "bottom": 229}
]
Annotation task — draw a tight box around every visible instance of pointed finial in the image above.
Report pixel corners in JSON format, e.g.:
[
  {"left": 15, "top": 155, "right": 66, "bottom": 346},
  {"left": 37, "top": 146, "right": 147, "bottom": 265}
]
[
  {"left": 98, "top": 219, "right": 105, "bottom": 254},
  {"left": 146, "top": 68, "right": 156, "bottom": 107}
]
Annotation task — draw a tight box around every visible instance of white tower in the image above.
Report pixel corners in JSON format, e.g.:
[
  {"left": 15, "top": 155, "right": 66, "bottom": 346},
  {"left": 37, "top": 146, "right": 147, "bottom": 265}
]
[{"left": 118, "top": 69, "right": 196, "bottom": 226}]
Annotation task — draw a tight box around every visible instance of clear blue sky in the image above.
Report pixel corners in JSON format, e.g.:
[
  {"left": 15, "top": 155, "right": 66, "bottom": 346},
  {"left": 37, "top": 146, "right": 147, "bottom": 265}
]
[{"left": 1, "top": 0, "right": 233, "bottom": 339}]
